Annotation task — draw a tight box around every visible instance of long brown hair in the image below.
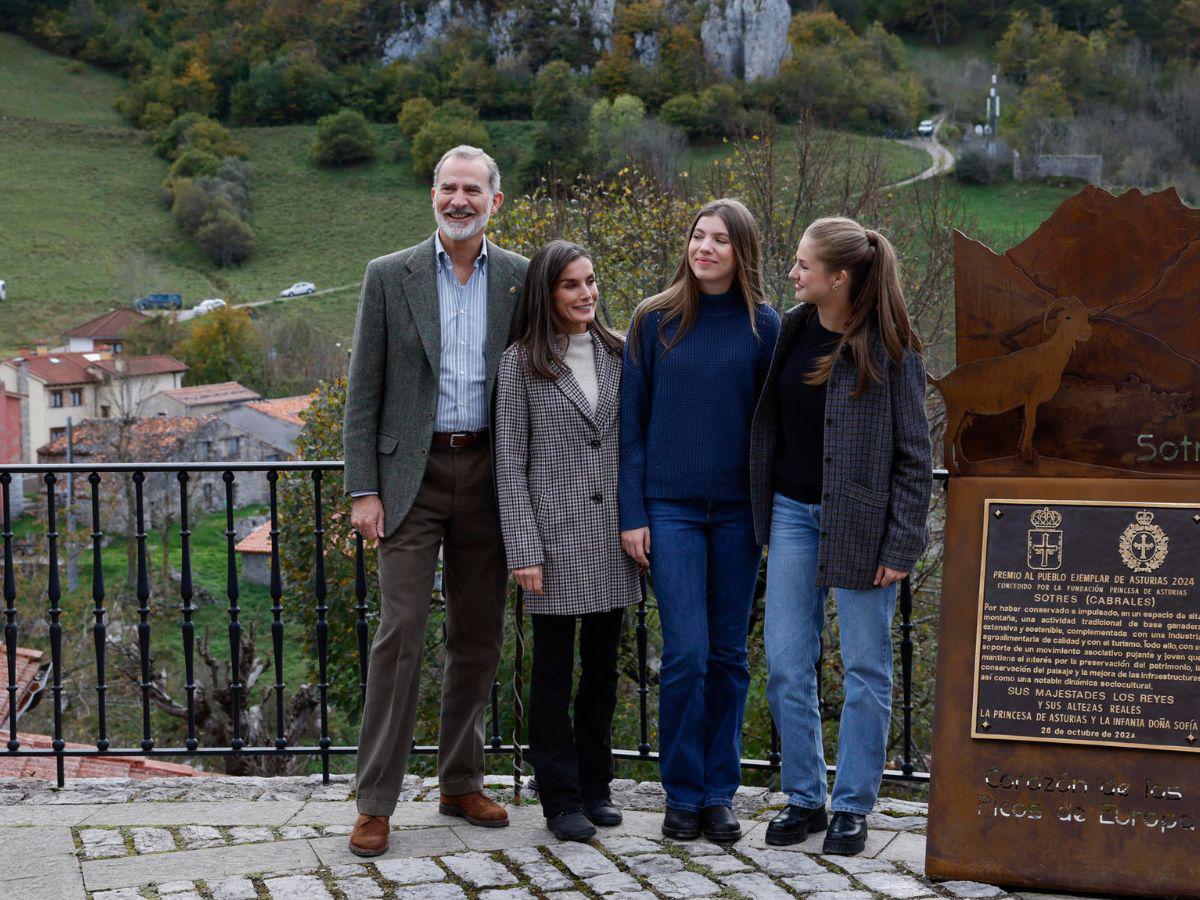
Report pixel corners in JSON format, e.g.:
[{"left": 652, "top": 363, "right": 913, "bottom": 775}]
[
  {"left": 802, "top": 217, "right": 922, "bottom": 397},
  {"left": 627, "top": 198, "right": 767, "bottom": 363},
  {"left": 511, "top": 239, "right": 624, "bottom": 379}
]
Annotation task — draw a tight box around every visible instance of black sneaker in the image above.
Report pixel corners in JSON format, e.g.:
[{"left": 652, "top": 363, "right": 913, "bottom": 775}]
[
  {"left": 661, "top": 806, "right": 701, "bottom": 840},
  {"left": 583, "top": 797, "right": 623, "bottom": 827},
  {"left": 822, "top": 811, "right": 868, "bottom": 856},
  {"left": 547, "top": 808, "right": 597, "bottom": 842},
  {"left": 700, "top": 805, "right": 741, "bottom": 843},
  {"left": 765, "top": 804, "right": 828, "bottom": 846}
]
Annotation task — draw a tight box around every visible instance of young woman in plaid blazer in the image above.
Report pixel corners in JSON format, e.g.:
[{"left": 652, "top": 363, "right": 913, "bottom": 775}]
[
  {"left": 750, "top": 217, "right": 932, "bottom": 856},
  {"left": 494, "top": 240, "right": 641, "bottom": 843}
]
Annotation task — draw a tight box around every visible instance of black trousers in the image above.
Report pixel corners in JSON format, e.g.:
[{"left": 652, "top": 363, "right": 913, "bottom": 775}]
[{"left": 530, "top": 607, "right": 625, "bottom": 818}]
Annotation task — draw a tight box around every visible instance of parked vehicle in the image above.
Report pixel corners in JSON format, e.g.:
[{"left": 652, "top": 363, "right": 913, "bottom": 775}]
[
  {"left": 918, "top": 119, "right": 936, "bottom": 137},
  {"left": 194, "top": 298, "right": 226, "bottom": 314},
  {"left": 134, "top": 292, "right": 183, "bottom": 310},
  {"left": 280, "top": 282, "right": 316, "bottom": 297},
  {"left": 0, "top": 279, "right": 6, "bottom": 301}
]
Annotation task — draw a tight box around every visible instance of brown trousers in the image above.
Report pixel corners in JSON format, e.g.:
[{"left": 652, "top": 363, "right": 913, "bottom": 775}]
[{"left": 355, "top": 442, "right": 507, "bottom": 816}]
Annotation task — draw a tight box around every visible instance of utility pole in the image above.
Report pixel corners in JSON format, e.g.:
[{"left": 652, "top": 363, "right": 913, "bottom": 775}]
[
  {"left": 66, "top": 417, "right": 77, "bottom": 591},
  {"left": 986, "top": 73, "right": 1001, "bottom": 158}
]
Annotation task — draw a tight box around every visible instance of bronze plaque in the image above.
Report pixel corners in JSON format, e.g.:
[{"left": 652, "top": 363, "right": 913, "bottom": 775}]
[{"left": 972, "top": 499, "right": 1200, "bottom": 754}]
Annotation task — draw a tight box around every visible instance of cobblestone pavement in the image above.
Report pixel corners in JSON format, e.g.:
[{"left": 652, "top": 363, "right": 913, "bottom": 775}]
[{"left": 0, "top": 775, "right": 1098, "bottom": 900}]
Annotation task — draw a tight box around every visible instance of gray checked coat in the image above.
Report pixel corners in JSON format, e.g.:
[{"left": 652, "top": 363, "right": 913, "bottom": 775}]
[
  {"left": 749, "top": 304, "right": 932, "bottom": 590},
  {"left": 494, "top": 331, "right": 642, "bottom": 616}
]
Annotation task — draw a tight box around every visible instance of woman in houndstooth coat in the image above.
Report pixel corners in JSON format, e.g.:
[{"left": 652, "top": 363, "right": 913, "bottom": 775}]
[{"left": 494, "top": 240, "right": 640, "bottom": 843}]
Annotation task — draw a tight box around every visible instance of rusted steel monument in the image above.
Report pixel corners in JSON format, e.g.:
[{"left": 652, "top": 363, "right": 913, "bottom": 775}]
[{"left": 926, "top": 186, "right": 1200, "bottom": 898}]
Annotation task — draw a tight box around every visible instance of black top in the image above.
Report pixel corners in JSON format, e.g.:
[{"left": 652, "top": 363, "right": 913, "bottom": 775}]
[{"left": 773, "top": 312, "right": 841, "bottom": 504}]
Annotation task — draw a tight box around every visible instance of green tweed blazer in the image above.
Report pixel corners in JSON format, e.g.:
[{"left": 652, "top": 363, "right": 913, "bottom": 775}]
[{"left": 342, "top": 234, "right": 529, "bottom": 538}]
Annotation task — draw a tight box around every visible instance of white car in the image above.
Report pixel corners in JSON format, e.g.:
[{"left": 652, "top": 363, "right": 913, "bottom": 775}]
[
  {"left": 194, "top": 298, "right": 226, "bottom": 314},
  {"left": 918, "top": 119, "right": 935, "bottom": 137},
  {"left": 281, "top": 282, "right": 316, "bottom": 297},
  {"left": 0, "top": 279, "right": 6, "bottom": 301}
]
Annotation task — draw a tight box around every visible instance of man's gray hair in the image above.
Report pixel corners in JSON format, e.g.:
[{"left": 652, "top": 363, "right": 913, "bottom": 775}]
[{"left": 432, "top": 145, "right": 501, "bottom": 195}]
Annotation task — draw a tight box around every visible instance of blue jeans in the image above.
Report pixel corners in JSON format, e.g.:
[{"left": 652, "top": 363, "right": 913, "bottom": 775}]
[
  {"left": 764, "top": 492, "right": 898, "bottom": 815},
  {"left": 646, "top": 499, "right": 762, "bottom": 811}
]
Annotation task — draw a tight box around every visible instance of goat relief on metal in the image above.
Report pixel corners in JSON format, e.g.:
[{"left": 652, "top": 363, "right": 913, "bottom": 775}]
[{"left": 930, "top": 186, "right": 1200, "bottom": 477}]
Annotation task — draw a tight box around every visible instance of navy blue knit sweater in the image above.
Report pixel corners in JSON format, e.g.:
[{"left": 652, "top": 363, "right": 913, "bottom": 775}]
[{"left": 619, "top": 289, "right": 781, "bottom": 530}]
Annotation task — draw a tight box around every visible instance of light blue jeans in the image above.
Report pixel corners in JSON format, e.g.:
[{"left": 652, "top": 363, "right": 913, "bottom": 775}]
[{"left": 764, "top": 492, "right": 898, "bottom": 815}]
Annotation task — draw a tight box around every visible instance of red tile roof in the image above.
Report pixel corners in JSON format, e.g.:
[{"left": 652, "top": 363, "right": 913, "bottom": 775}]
[
  {"left": 0, "top": 647, "right": 44, "bottom": 725},
  {"left": 88, "top": 355, "right": 188, "bottom": 378},
  {"left": 39, "top": 416, "right": 215, "bottom": 458},
  {"left": 235, "top": 520, "right": 272, "bottom": 555},
  {"left": 162, "top": 381, "right": 261, "bottom": 406},
  {"left": 14, "top": 352, "right": 101, "bottom": 386},
  {"left": 0, "top": 733, "right": 203, "bottom": 779},
  {"left": 62, "top": 307, "right": 148, "bottom": 340},
  {"left": 245, "top": 394, "right": 314, "bottom": 426}
]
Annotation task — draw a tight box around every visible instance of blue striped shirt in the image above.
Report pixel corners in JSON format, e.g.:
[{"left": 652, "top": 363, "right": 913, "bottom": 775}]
[{"left": 434, "top": 231, "right": 489, "bottom": 432}]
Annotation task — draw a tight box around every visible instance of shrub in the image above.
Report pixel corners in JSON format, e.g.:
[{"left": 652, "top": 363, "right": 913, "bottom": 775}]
[
  {"left": 168, "top": 148, "right": 222, "bottom": 181},
  {"left": 397, "top": 96, "right": 436, "bottom": 138},
  {"left": 698, "top": 83, "right": 744, "bottom": 137},
  {"left": 154, "top": 112, "right": 207, "bottom": 158},
  {"left": 411, "top": 114, "right": 493, "bottom": 179},
  {"left": 194, "top": 206, "right": 258, "bottom": 267},
  {"left": 955, "top": 145, "right": 1004, "bottom": 185},
  {"left": 310, "top": 108, "right": 378, "bottom": 167},
  {"left": 659, "top": 93, "right": 704, "bottom": 136},
  {"left": 180, "top": 118, "right": 247, "bottom": 160}
]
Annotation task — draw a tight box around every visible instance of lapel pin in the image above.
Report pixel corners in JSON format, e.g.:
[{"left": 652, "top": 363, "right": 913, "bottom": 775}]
[{"left": 509, "top": 285, "right": 517, "bottom": 294}]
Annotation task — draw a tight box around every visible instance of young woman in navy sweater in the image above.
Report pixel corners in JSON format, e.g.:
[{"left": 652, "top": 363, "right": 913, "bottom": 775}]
[{"left": 619, "top": 198, "right": 780, "bottom": 842}]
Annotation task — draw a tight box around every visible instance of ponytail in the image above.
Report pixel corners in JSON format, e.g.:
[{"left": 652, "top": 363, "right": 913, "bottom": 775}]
[{"left": 802, "top": 218, "right": 921, "bottom": 397}]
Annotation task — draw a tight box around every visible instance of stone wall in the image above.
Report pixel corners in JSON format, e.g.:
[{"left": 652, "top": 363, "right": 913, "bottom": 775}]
[{"left": 1013, "top": 150, "right": 1103, "bottom": 184}]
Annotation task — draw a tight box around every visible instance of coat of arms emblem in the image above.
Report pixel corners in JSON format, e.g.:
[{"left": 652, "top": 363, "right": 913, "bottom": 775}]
[
  {"left": 1119, "top": 509, "right": 1169, "bottom": 573},
  {"left": 1026, "top": 507, "right": 1063, "bottom": 570}
]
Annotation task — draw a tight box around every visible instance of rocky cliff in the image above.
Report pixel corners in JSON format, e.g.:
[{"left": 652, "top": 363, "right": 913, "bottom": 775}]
[{"left": 381, "top": 0, "right": 792, "bottom": 82}]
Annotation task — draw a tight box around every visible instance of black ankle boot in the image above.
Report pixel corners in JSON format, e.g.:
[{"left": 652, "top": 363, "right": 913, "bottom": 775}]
[
  {"left": 765, "top": 804, "right": 828, "bottom": 846},
  {"left": 583, "top": 797, "right": 622, "bottom": 827},
  {"left": 661, "top": 807, "right": 701, "bottom": 840},
  {"left": 822, "top": 811, "right": 867, "bottom": 855},
  {"left": 700, "top": 805, "right": 741, "bottom": 843},
  {"left": 547, "top": 808, "right": 597, "bottom": 842}
]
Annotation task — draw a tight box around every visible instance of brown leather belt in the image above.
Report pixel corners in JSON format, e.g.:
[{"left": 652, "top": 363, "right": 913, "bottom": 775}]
[{"left": 432, "top": 429, "right": 489, "bottom": 449}]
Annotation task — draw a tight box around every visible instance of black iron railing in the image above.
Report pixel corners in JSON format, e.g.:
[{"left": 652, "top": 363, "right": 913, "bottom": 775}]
[{"left": 1, "top": 461, "right": 946, "bottom": 789}]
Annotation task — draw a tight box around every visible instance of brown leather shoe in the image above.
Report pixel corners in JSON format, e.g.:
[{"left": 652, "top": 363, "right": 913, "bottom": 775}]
[
  {"left": 439, "top": 791, "right": 510, "bottom": 828},
  {"left": 348, "top": 814, "right": 389, "bottom": 857}
]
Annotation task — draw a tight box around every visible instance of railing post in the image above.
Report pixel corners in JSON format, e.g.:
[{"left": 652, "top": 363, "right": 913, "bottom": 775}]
[
  {"left": 178, "top": 471, "right": 197, "bottom": 753},
  {"left": 312, "top": 470, "right": 331, "bottom": 783},
  {"left": 132, "top": 471, "right": 154, "bottom": 752},
  {"left": 354, "top": 532, "right": 369, "bottom": 704},
  {"left": 268, "top": 470, "right": 287, "bottom": 751},
  {"left": 44, "top": 473, "right": 65, "bottom": 785},
  {"left": 88, "top": 472, "right": 108, "bottom": 751},
  {"left": 512, "top": 585, "right": 524, "bottom": 802},
  {"left": 224, "top": 471, "right": 243, "bottom": 752},
  {"left": 637, "top": 573, "right": 651, "bottom": 756},
  {"left": 2, "top": 472, "right": 20, "bottom": 753},
  {"left": 900, "top": 574, "right": 915, "bottom": 778}
]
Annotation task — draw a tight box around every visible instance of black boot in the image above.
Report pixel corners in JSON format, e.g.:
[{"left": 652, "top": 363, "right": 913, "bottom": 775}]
[
  {"left": 661, "top": 807, "right": 701, "bottom": 840},
  {"left": 700, "top": 805, "right": 741, "bottom": 843},
  {"left": 583, "top": 797, "right": 623, "bottom": 827},
  {"left": 822, "top": 811, "right": 868, "bottom": 856},
  {"left": 547, "top": 808, "right": 597, "bottom": 842},
  {"left": 765, "top": 804, "right": 828, "bottom": 846}
]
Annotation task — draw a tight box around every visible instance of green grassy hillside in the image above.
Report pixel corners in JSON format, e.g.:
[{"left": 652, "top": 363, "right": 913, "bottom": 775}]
[{"left": 0, "top": 33, "right": 954, "bottom": 356}]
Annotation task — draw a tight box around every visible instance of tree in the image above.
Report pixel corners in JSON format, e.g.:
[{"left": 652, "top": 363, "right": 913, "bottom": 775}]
[
  {"left": 310, "top": 108, "right": 378, "bottom": 167},
  {"left": 178, "top": 306, "right": 265, "bottom": 388},
  {"left": 527, "top": 60, "right": 589, "bottom": 181},
  {"left": 397, "top": 96, "right": 436, "bottom": 138},
  {"left": 589, "top": 94, "right": 647, "bottom": 168},
  {"left": 194, "top": 206, "right": 258, "bottom": 267},
  {"left": 659, "top": 93, "right": 704, "bottom": 136},
  {"left": 411, "top": 107, "right": 493, "bottom": 179},
  {"left": 1008, "top": 72, "right": 1075, "bottom": 154}
]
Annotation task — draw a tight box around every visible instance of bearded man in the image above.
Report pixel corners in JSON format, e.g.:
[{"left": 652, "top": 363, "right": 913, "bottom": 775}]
[{"left": 342, "top": 145, "right": 529, "bottom": 856}]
